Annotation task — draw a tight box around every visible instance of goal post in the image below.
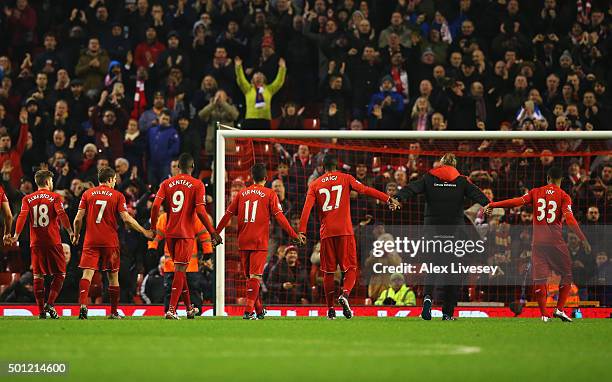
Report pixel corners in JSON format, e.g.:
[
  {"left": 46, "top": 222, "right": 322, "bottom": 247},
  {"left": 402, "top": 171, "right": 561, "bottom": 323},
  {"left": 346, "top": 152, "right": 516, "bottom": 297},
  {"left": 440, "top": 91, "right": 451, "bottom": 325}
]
[{"left": 214, "top": 128, "right": 612, "bottom": 316}]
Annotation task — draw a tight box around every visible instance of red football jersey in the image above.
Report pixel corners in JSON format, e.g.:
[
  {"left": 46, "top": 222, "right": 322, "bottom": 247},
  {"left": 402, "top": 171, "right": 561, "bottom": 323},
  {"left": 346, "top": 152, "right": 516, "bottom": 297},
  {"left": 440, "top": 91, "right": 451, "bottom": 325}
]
[
  {"left": 225, "top": 184, "right": 284, "bottom": 250},
  {"left": 521, "top": 184, "right": 574, "bottom": 245},
  {"left": 19, "top": 190, "right": 65, "bottom": 246},
  {"left": 155, "top": 174, "right": 206, "bottom": 238},
  {"left": 79, "top": 185, "right": 127, "bottom": 247},
  {"left": 299, "top": 171, "right": 389, "bottom": 239}
]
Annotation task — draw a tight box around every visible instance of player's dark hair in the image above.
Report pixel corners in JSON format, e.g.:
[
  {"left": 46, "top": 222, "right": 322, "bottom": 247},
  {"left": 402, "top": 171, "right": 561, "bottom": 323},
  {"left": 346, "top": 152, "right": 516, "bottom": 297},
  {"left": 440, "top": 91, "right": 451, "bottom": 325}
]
[
  {"left": 251, "top": 163, "right": 267, "bottom": 183},
  {"left": 98, "top": 167, "right": 116, "bottom": 183},
  {"left": 547, "top": 166, "right": 563, "bottom": 181},
  {"left": 178, "top": 153, "right": 194, "bottom": 173},
  {"left": 34, "top": 170, "right": 53, "bottom": 187},
  {"left": 323, "top": 154, "right": 338, "bottom": 171}
]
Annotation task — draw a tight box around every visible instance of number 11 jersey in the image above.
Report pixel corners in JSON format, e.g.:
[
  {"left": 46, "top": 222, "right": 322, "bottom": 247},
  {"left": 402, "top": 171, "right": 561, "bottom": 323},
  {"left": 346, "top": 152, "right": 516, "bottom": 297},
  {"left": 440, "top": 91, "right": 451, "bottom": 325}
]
[
  {"left": 225, "top": 184, "right": 284, "bottom": 251},
  {"left": 155, "top": 174, "right": 207, "bottom": 239}
]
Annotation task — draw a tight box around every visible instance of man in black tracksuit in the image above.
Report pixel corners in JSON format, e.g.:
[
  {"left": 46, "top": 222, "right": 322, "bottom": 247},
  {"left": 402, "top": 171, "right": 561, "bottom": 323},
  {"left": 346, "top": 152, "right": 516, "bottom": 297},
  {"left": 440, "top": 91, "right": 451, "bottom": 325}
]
[{"left": 398, "top": 154, "right": 489, "bottom": 320}]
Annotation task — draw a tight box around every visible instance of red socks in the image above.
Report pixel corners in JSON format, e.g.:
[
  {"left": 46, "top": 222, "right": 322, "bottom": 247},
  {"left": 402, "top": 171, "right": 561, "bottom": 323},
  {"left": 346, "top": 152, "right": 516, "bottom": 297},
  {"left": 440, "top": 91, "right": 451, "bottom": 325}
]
[
  {"left": 254, "top": 293, "right": 263, "bottom": 315},
  {"left": 78, "top": 278, "right": 91, "bottom": 306},
  {"left": 323, "top": 273, "right": 336, "bottom": 308},
  {"left": 47, "top": 274, "right": 65, "bottom": 306},
  {"left": 534, "top": 284, "right": 548, "bottom": 316},
  {"left": 169, "top": 272, "right": 185, "bottom": 312},
  {"left": 108, "top": 285, "right": 119, "bottom": 315},
  {"left": 557, "top": 284, "right": 571, "bottom": 310},
  {"left": 342, "top": 268, "right": 357, "bottom": 296},
  {"left": 33, "top": 277, "right": 45, "bottom": 313},
  {"left": 180, "top": 282, "right": 191, "bottom": 310},
  {"left": 245, "top": 278, "right": 260, "bottom": 313}
]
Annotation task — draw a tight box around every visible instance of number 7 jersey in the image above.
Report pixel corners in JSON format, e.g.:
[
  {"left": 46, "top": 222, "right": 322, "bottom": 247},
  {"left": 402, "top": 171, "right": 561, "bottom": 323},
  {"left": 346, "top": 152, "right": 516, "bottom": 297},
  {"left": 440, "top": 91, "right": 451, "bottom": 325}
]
[
  {"left": 79, "top": 185, "right": 128, "bottom": 247},
  {"left": 155, "top": 174, "right": 207, "bottom": 238}
]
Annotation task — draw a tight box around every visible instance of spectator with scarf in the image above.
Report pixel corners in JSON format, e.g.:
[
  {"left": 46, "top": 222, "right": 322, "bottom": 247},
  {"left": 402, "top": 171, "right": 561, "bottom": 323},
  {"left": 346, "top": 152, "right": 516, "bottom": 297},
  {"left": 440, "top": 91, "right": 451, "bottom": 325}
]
[{"left": 234, "top": 55, "right": 286, "bottom": 130}]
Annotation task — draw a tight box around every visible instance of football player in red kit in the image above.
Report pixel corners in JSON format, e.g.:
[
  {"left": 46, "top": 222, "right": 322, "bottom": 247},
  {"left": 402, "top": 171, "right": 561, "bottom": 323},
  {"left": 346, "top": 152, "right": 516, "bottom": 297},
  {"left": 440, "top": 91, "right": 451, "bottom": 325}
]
[
  {"left": 299, "top": 155, "right": 401, "bottom": 319},
  {"left": 73, "top": 167, "right": 152, "bottom": 319},
  {"left": 485, "top": 167, "right": 591, "bottom": 322},
  {"left": 216, "top": 164, "right": 303, "bottom": 320},
  {"left": 151, "top": 153, "right": 222, "bottom": 320},
  {"left": 10, "top": 170, "right": 73, "bottom": 319}
]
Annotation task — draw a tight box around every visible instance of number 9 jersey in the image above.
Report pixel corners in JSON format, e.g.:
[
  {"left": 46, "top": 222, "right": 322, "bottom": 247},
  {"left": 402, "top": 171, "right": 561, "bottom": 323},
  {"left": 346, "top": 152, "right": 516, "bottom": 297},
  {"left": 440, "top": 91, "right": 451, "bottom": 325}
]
[
  {"left": 79, "top": 185, "right": 128, "bottom": 247},
  {"left": 155, "top": 174, "right": 207, "bottom": 238}
]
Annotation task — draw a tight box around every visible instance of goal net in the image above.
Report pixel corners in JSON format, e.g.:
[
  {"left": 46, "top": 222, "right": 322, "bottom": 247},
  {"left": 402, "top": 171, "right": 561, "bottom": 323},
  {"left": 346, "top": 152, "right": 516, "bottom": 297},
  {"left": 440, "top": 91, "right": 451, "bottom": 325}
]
[{"left": 215, "top": 130, "right": 612, "bottom": 315}]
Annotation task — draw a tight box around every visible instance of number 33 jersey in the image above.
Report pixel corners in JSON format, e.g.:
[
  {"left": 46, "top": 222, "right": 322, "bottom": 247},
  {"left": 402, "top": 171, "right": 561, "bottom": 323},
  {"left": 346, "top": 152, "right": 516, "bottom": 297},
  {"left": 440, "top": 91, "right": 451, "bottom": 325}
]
[
  {"left": 155, "top": 174, "right": 207, "bottom": 239},
  {"left": 225, "top": 184, "right": 284, "bottom": 251},
  {"left": 520, "top": 183, "right": 574, "bottom": 246},
  {"left": 79, "top": 185, "right": 128, "bottom": 247}
]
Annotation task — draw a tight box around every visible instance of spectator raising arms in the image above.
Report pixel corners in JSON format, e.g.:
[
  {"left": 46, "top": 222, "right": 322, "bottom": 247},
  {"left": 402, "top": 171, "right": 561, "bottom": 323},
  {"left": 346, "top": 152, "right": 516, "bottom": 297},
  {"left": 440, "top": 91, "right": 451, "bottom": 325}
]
[{"left": 234, "top": 55, "right": 286, "bottom": 130}]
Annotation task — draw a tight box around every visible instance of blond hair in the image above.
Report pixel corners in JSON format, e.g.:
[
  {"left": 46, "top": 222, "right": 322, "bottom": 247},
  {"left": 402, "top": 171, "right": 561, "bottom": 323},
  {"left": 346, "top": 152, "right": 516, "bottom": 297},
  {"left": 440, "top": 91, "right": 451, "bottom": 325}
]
[{"left": 440, "top": 153, "right": 457, "bottom": 167}]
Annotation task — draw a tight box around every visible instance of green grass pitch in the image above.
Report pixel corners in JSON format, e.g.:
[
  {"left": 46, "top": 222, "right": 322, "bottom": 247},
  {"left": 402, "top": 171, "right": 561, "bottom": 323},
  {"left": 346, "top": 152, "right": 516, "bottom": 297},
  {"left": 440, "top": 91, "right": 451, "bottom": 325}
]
[{"left": 0, "top": 317, "right": 610, "bottom": 382}]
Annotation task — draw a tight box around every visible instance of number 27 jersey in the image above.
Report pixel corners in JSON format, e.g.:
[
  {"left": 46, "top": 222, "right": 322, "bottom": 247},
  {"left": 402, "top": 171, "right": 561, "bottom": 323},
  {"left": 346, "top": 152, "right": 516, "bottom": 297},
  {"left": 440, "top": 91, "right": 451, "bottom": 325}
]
[
  {"left": 79, "top": 185, "right": 128, "bottom": 248},
  {"left": 155, "top": 174, "right": 207, "bottom": 238}
]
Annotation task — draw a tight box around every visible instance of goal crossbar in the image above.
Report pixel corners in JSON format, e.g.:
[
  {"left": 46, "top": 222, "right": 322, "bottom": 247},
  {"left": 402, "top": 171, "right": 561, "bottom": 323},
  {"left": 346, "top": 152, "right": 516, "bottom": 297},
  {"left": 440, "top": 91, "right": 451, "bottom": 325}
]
[{"left": 214, "top": 128, "right": 612, "bottom": 316}]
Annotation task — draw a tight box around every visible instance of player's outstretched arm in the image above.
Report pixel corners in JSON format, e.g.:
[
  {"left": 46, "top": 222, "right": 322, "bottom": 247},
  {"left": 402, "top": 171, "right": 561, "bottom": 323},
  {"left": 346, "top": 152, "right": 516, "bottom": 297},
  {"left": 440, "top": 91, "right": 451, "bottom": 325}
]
[
  {"left": 215, "top": 193, "right": 239, "bottom": 235},
  {"left": 562, "top": 202, "right": 591, "bottom": 254},
  {"left": 298, "top": 187, "right": 316, "bottom": 239},
  {"left": 349, "top": 176, "right": 389, "bottom": 203},
  {"left": 2, "top": 200, "right": 13, "bottom": 244},
  {"left": 196, "top": 205, "right": 222, "bottom": 246},
  {"left": 72, "top": 209, "right": 86, "bottom": 245},
  {"left": 150, "top": 198, "right": 162, "bottom": 236},
  {"left": 10, "top": 198, "right": 27, "bottom": 245},
  {"left": 397, "top": 177, "right": 424, "bottom": 201},
  {"left": 120, "top": 211, "right": 153, "bottom": 239},
  {"left": 484, "top": 197, "right": 526, "bottom": 216},
  {"left": 54, "top": 198, "right": 74, "bottom": 238}
]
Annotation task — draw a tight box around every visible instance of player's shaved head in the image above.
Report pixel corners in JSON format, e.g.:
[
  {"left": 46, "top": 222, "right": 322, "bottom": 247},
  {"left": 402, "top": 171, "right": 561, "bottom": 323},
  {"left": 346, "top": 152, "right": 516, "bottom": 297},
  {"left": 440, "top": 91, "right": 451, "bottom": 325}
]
[
  {"left": 178, "top": 153, "right": 194, "bottom": 174},
  {"left": 34, "top": 170, "right": 53, "bottom": 188},
  {"left": 547, "top": 166, "right": 563, "bottom": 182},
  {"left": 98, "top": 167, "right": 116, "bottom": 184},
  {"left": 323, "top": 154, "right": 338, "bottom": 171},
  {"left": 251, "top": 163, "right": 267, "bottom": 183}
]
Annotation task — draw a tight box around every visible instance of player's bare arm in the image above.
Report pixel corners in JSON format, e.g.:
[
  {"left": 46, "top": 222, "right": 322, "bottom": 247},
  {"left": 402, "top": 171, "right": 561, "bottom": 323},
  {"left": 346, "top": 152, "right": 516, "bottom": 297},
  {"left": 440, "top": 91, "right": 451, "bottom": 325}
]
[
  {"left": 196, "top": 206, "right": 222, "bottom": 246},
  {"left": 2, "top": 200, "right": 13, "bottom": 245},
  {"left": 120, "top": 211, "right": 153, "bottom": 239},
  {"left": 72, "top": 209, "right": 86, "bottom": 245}
]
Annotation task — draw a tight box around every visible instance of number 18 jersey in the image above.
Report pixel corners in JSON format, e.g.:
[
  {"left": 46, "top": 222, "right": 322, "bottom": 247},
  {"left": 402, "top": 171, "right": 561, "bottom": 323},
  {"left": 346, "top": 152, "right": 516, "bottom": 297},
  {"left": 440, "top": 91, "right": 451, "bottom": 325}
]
[
  {"left": 79, "top": 185, "right": 128, "bottom": 247},
  {"left": 155, "top": 174, "right": 207, "bottom": 238},
  {"left": 521, "top": 183, "right": 573, "bottom": 246}
]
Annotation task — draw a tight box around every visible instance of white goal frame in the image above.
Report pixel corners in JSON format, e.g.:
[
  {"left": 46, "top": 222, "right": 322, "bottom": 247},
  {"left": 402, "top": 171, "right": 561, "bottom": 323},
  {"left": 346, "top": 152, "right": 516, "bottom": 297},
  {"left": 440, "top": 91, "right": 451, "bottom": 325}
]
[{"left": 214, "top": 129, "right": 612, "bottom": 316}]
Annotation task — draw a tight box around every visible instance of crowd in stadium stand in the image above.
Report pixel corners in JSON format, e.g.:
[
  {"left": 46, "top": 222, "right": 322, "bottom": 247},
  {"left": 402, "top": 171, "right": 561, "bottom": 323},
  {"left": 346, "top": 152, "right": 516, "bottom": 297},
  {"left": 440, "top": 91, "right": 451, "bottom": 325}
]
[{"left": 0, "top": 0, "right": 610, "bottom": 308}]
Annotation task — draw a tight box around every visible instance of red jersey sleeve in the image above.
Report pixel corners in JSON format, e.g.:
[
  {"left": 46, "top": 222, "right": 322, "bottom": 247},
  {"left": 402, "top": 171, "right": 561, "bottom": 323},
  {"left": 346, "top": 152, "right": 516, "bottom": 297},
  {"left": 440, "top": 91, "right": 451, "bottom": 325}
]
[
  {"left": 0, "top": 187, "right": 7, "bottom": 203},
  {"left": 155, "top": 181, "right": 167, "bottom": 202},
  {"left": 520, "top": 189, "right": 534, "bottom": 205},
  {"left": 269, "top": 192, "right": 283, "bottom": 216},
  {"left": 298, "top": 184, "right": 316, "bottom": 233},
  {"left": 348, "top": 174, "right": 389, "bottom": 203},
  {"left": 195, "top": 182, "right": 206, "bottom": 206},
  {"left": 78, "top": 192, "right": 89, "bottom": 210},
  {"left": 117, "top": 193, "right": 128, "bottom": 214}
]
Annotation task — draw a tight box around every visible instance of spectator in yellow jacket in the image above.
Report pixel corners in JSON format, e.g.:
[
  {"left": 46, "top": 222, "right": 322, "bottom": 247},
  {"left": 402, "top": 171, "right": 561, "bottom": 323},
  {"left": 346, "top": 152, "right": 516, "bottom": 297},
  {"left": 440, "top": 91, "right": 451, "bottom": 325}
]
[
  {"left": 375, "top": 273, "right": 416, "bottom": 306},
  {"left": 234, "top": 55, "right": 286, "bottom": 130}
]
